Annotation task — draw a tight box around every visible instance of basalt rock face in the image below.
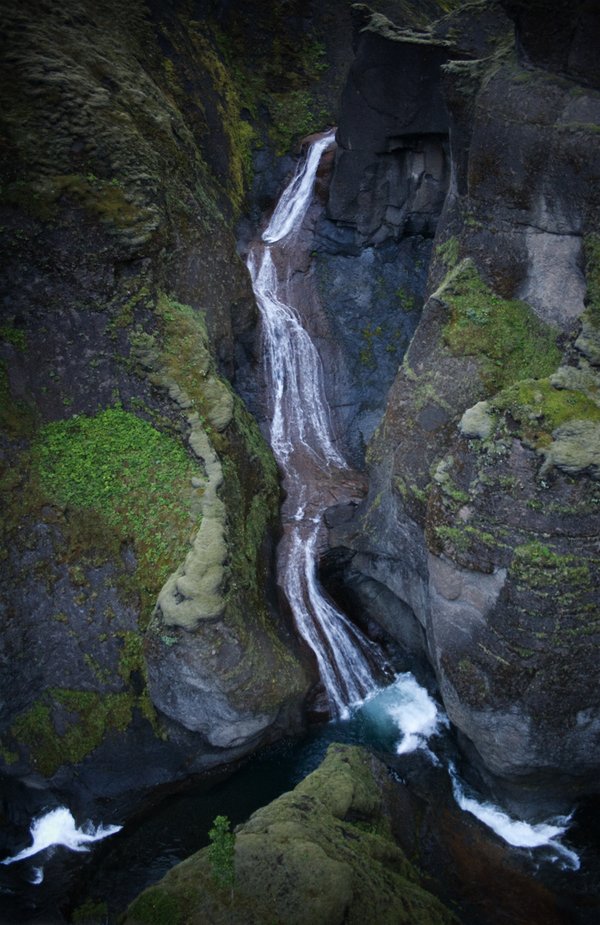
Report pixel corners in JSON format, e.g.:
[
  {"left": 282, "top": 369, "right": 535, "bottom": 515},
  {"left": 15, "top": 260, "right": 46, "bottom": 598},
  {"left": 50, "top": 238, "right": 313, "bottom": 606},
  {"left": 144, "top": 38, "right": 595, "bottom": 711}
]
[
  {"left": 310, "top": 8, "right": 455, "bottom": 462},
  {"left": 326, "top": 1, "right": 600, "bottom": 809},
  {"left": 0, "top": 0, "right": 352, "bottom": 819}
]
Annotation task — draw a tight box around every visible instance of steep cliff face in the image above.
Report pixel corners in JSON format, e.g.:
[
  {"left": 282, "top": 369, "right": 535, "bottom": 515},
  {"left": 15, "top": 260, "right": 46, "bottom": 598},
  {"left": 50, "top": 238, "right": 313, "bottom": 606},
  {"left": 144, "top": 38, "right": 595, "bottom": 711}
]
[
  {"left": 326, "top": 0, "right": 600, "bottom": 807},
  {"left": 0, "top": 0, "right": 358, "bottom": 816},
  {"left": 308, "top": 6, "right": 454, "bottom": 462}
]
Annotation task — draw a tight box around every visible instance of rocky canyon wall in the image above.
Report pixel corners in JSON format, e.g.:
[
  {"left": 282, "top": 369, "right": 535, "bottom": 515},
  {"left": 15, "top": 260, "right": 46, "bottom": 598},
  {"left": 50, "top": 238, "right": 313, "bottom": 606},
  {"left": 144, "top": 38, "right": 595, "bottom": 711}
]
[
  {"left": 0, "top": 0, "right": 360, "bottom": 820},
  {"left": 325, "top": 0, "right": 600, "bottom": 810}
]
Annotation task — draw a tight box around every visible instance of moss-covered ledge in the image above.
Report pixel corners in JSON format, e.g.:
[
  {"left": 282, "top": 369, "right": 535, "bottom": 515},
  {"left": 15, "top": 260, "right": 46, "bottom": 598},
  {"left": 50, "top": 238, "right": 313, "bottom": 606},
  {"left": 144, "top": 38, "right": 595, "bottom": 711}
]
[
  {"left": 123, "top": 744, "right": 458, "bottom": 925},
  {"left": 127, "top": 292, "right": 309, "bottom": 748},
  {"left": 131, "top": 296, "right": 232, "bottom": 629}
]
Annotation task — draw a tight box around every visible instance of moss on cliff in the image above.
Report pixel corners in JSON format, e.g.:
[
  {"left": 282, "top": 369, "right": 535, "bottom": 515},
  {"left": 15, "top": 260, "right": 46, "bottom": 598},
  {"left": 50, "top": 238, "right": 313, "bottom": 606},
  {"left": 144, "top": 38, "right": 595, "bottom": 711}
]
[
  {"left": 124, "top": 744, "right": 458, "bottom": 925},
  {"left": 205, "top": 1, "right": 340, "bottom": 157},
  {"left": 9, "top": 690, "right": 132, "bottom": 778},
  {"left": 0, "top": 0, "right": 318, "bottom": 786},
  {"left": 32, "top": 407, "right": 200, "bottom": 618},
  {"left": 439, "top": 260, "right": 561, "bottom": 390},
  {"left": 510, "top": 541, "right": 591, "bottom": 592},
  {"left": 492, "top": 378, "right": 600, "bottom": 449}
]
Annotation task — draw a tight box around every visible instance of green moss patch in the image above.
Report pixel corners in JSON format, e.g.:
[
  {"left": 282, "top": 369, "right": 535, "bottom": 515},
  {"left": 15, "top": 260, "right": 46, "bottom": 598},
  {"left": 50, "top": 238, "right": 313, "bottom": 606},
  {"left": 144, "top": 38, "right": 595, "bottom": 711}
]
[
  {"left": 440, "top": 261, "right": 561, "bottom": 391},
  {"left": 435, "top": 235, "right": 459, "bottom": 269},
  {"left": 209, "top": 13, "right": 331, "bottom": 158},
  {"left": 492, "top": 379, "right": 600, "bottom": 448},
  {"left": 0, "top": 324, "right": 27, "bottom": 350},
  {"left": 32, "top": 407, "right": 200, "bottom": 618},
  {"left": 9, "top": 689, "right": 133, "bottom": 777},
  {"left": 185, "top": 28, "right": 257, "bottom": 215},
  {"left": 126, "top": 889, "right": 186, "bottom": 925},
  {"left": 510, "top": 541, "right": 591, "bottom": 592}
]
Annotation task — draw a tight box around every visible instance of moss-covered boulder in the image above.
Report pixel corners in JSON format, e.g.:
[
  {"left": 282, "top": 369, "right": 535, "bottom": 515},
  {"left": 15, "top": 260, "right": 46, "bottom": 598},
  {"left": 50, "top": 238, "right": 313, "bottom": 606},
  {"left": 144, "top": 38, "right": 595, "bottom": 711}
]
[{"left": 123, "top": 744, "right": 458, "bottom": 925}]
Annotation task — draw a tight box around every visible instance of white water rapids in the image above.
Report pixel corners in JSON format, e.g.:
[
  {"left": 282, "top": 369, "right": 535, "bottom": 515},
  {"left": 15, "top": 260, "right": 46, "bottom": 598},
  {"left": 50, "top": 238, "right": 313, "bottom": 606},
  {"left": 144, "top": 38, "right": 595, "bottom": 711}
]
[
  {"left": 1, "top": 806, "right": 121, "bottom": 878},
  {"left": 245, "top": 130, "right": 580, "bottom": 868}
]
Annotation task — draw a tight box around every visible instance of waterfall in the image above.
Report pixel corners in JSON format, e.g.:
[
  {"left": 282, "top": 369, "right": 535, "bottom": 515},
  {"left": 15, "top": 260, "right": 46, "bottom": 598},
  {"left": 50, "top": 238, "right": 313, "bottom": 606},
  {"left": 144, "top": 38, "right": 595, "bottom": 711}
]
[{"left": 247, "top": 130, "right": 384, "bottom": 716}]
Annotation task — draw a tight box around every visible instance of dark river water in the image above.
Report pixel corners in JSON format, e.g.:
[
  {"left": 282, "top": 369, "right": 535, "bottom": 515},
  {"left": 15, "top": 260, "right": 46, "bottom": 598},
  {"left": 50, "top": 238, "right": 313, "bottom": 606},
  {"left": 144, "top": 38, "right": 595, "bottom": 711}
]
[{"left": 2, "top": 692, "right": 599, "bottom": 925}]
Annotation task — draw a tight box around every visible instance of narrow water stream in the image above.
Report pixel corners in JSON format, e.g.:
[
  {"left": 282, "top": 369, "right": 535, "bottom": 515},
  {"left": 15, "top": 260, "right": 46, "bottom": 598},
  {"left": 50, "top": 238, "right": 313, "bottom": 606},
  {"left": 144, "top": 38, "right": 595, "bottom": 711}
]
[{"left": 246, "top": 129, "right": 388, "bottom": 716}]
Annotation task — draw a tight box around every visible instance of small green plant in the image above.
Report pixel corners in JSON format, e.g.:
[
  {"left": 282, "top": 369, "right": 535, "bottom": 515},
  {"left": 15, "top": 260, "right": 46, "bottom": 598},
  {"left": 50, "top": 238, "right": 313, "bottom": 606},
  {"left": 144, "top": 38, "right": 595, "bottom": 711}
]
[{"left": 208, "top": 814, "right": 236, "bottom": 896}]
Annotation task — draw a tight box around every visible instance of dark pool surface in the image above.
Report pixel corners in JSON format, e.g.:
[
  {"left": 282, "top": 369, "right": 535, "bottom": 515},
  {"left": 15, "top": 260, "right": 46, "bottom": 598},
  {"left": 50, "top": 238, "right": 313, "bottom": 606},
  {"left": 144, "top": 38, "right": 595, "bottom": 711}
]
[{"left": 0, "top": 713, "right": 386, "bottom": 923}]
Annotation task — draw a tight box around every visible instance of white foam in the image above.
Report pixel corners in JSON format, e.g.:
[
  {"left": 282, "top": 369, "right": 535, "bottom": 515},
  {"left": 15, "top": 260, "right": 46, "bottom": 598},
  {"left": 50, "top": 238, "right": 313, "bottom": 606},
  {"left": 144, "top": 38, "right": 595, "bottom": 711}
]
[
  {"left": 30, "top": 867, "right": 44, "bottom": 885},
  {"left": 1, "top": 806, "right": 122, "bottom": 866},
  {"left": 449, "top": 765, "right": 580, "bottom": 870},
  {"left": 361, "top": 673, "right": 447, "bottom": 754}
]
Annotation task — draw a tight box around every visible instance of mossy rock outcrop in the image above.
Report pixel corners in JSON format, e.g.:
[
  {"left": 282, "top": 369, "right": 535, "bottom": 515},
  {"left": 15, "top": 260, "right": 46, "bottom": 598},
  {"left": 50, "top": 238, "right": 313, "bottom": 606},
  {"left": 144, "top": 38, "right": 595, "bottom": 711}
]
[
  {"left": 124, "top": 744, "right": 458, "bottom": 925},
  {"left": 324, "top": 0, "right": 600, "bottom": 805}
]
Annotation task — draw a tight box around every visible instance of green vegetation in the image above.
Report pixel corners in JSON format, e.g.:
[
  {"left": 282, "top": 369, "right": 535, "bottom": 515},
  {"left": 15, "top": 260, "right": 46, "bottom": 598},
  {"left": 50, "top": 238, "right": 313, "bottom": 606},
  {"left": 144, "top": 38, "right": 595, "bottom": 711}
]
[
  {"left": 441, "top": 261, "right": 561, "bottom": 390},
  {"left": 209, "top": 17, "right": 330, "bottom": 158},
  {"left": 208, "top": 815, "right": 236, "bottom": 891},
  {"left": 432, "top": 455, "right": 469, "bottom": 504},
  {"left": 510, "top": 541, "right": 591, "bottom": 592},
  {"left": 396, "top": 286, "right": 419, "bottom": 311},
  {"left": 434, "top": 524, "right": 497, "bottom": 555},
  {"left": 123, "top": 745, "right": 458, "bottom": 925},
  {"left": 0, "top": 324, "right": 26, "bottom": 350},
  {"left": 126, "top": 888, "right": 185, "bottom": 925},
  {"left": 156, "top": 295, "right": 214, "bottom": 407},
  {"left": 0, "top": 360, "right": 36, "bottom": 436},
  {"left": 4, "top": 627, "right": 159, "bottom": 775},
  {"left": 187, "top": 29, "right": 257, "bottom": 214},
  {"left": 359, "top": 324, "right": 383, "bottom": 369},
  {"left": 12, "top": 173, "right": 157, "bottom": 235},
  {"left": 436, "top": 235, "right": 459, "bottom": 269},
  {"left": 10, "top": 690, "right": 132, "bottom": 777},
  {"left": 32, "top": 407, "right": 199, "bottom": 620},
  {"left": 268, "top": 89, "right": 327, "bottom": 156},
  {"left": 72, "top": 899, "right": 109, "bottom": 924},
  {"left": 492, "top": 379, "right": 600, "bottom": 448}
]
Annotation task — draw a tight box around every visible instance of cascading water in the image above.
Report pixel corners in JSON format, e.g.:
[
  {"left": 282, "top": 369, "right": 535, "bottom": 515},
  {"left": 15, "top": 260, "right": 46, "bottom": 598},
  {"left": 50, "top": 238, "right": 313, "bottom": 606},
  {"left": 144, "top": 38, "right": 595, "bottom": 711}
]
[
  {"left": 247, "top": 130, "right": 385, "bottom": 716},
  {"left": 245, "top": 131, "right": 580, "bottom": 867}
]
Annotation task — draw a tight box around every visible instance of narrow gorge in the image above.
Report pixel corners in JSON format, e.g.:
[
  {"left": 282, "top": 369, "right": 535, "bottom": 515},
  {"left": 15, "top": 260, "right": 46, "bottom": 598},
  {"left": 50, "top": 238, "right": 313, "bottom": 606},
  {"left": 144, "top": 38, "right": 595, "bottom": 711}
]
[{"left": 1, "top": 1, "right": 599, "bottom": 923}]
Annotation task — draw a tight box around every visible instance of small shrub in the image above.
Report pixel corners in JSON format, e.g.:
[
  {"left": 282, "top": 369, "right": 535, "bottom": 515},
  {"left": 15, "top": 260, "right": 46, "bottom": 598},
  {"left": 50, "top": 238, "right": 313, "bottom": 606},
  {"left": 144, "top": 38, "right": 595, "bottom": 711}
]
[{"left": 208, "top": 814, "right": 236, "bottom": 893}]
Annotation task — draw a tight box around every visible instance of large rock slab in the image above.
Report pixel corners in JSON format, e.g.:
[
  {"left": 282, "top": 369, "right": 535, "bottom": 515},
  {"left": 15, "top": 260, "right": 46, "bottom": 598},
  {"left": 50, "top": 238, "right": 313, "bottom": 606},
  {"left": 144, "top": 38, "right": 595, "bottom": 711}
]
[{"left": 123, "top": 744, "right": 458, "bottom": 925}]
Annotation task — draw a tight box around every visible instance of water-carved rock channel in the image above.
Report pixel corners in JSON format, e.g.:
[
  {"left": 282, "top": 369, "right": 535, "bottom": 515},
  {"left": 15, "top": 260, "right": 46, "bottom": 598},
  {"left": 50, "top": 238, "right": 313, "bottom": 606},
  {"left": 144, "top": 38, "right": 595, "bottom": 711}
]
[
  {"left": 247, "top": 130, "right": 387, "bottom": 715},
  {"left": 1, "top": 136, "right": 599, "bottom": 925}
]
